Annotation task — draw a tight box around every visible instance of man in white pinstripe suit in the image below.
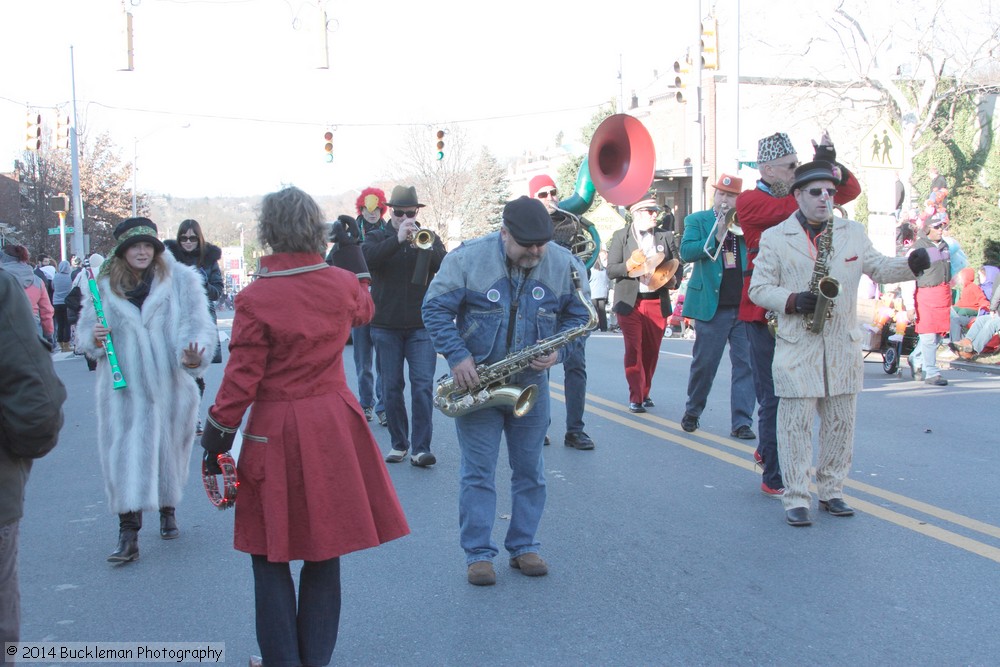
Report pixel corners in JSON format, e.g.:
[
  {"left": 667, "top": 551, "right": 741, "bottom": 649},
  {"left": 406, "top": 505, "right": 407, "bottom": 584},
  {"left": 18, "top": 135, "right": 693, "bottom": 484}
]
[{"left": 749, "top": 161, "right": 931, "bottom": 527}]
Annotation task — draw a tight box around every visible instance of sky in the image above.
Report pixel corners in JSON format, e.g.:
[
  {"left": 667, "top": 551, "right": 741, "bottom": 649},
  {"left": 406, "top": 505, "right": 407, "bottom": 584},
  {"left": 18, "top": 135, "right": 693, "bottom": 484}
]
[{"left": 1, "top": 0, "right": 711, "bottom": 198}]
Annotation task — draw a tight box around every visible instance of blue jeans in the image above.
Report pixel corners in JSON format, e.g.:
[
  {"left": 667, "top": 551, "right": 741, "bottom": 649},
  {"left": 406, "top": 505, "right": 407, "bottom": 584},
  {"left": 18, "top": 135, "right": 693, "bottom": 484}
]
[
  {"left": 561, "top": 336, "right": 588, "bottom": 434},
  {"left": 455, "top": 375, "right": 549, "bottom": 564},
  {"left": 371, "top": 326, "right": 436, "bottom": 455},
  {"left": 747, "top": 322, "right": 783, "bottom": 489},
  {"left": 684, "top": 307, "right": 755, "bottom": 431},
  {"left": 911, "top": 332, "right": 943, "bottom": 378},
  {"left": 251, "top": 555, "right": 340, "bottom": 667},
  {"left": 351, "top": 323, "right": 383, "bottom": 412}
]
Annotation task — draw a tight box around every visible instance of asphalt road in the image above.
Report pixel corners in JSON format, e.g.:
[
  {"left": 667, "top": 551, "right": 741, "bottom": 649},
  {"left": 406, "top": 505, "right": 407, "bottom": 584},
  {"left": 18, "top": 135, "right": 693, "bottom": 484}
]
[{"left": 18, "top": 325, "right": 1000, "bottom": 666}]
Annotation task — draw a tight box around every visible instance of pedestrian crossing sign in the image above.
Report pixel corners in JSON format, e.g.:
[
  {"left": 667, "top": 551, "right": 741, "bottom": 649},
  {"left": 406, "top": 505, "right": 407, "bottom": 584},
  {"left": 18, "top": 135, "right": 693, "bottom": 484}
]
[{"left": 860, "top": 121, "right": 903, "bottom": 170}]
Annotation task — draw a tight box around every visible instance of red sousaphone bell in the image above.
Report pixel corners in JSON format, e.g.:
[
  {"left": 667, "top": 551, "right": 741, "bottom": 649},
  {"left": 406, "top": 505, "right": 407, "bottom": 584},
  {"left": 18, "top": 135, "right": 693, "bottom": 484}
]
[{"left": 588, "top": 114, "right": 657, "bottom": 206}]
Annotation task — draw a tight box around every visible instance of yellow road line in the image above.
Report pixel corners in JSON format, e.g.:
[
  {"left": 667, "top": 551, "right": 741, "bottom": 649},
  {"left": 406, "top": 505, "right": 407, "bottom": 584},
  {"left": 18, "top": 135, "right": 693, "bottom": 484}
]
[{"left": 550, "top": 384, "right": 1000, "bottom": 564}]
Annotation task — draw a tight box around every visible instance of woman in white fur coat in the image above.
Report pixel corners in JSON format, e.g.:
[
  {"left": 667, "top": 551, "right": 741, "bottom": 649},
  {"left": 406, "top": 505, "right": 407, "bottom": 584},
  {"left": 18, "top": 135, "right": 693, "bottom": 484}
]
[{"left": 76, "top": 218, "right": 217, "bottom": 564}]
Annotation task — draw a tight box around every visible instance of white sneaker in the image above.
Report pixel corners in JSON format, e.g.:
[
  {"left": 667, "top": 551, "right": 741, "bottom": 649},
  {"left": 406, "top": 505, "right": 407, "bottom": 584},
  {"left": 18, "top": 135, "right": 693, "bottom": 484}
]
[
  {"left": 385, "top": 448, "right": 407, "bottom": 463},
  {"left": 410, "top": 452, "right": 437, "bottom": 467}
]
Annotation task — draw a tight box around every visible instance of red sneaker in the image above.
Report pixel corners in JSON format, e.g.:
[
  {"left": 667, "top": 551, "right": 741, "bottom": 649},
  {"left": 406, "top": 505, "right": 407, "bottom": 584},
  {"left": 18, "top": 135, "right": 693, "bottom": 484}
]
[
  {"left": 760, "top": 483, "right": 784, "bottom": 498},
  {"left": 753, "top": 450, "right": 764, "bottom": 470}
]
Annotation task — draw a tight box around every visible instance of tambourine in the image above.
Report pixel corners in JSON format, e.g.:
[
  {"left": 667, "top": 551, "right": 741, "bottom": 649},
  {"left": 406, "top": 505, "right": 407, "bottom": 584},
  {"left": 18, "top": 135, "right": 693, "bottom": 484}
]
[{"left": 202, "top": 452, "right": 239, "bottom": 509}]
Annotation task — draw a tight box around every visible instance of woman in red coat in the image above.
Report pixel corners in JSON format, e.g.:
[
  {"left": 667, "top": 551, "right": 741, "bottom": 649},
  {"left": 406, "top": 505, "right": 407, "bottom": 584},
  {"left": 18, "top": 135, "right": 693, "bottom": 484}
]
[{"left": 201, "top": 186, "right": 409, "bottom": 667}]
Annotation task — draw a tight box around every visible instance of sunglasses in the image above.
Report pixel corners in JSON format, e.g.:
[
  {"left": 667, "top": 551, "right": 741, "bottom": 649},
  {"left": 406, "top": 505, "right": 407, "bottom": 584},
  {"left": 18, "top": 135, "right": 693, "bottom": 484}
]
[
  {"left": 806, "top": 188, "right": 837, "bottom": 198},
  {"left": 536, "top": 190, "right": 558, "bottom": 199},
  {"left": 179, "top": 234, "right": 199, "bottom": 241},
  {"left": 392, "top": 209, "right": 418, "bottom": 218},
  {"left": 782, "top": 161, "right": 800, "bottom": 170}
]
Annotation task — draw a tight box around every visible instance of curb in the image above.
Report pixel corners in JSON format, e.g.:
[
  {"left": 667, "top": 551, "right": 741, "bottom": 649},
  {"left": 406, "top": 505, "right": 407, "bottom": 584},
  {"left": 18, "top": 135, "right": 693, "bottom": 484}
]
[{"left": 950, "top": 359, "right": 1000, "bottom": 376}]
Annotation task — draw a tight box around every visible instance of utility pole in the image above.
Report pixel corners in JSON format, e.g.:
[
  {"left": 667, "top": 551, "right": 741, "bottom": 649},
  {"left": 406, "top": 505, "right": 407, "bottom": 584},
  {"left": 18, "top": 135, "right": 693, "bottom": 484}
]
[
  {"left": 69, "top": 47, "right": 85, "bottom": 260},
  {"left": 692, "top": 3, "right": 704, "bottom": 214}
]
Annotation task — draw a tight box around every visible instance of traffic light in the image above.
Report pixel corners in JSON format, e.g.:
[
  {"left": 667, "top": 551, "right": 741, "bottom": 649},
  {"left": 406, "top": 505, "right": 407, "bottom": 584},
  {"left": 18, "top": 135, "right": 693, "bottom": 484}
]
[
  {"left": 701, "top": 18, "right": 719, "bottom": 70},
  {"left": 435, "top": 129, "right": 445, "bottom": 160},
  {"left": 323, "top": 130, "right": 333, "bottom": 163},
  {"left": 52, "top": 114, "right": 70, "bottom": 150},
  {"left": 673, "top": 59, "right": 690, "bottom": 103},
  {"left": 25, "top": 112, "right": 42, "bottom": 151}
]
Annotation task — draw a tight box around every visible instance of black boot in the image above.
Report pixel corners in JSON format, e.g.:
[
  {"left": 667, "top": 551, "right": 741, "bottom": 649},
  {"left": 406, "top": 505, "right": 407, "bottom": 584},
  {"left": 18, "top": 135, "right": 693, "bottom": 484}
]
[
  {"left": 159, "top": 507, "right": 179, "bottom": 540},
  {"left": 108, "top": 511, "right": 141, "bottom": 563}
]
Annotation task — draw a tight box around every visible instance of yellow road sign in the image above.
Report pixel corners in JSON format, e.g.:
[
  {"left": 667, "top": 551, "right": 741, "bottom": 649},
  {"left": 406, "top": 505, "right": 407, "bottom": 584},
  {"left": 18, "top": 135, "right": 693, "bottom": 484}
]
[{"left": 860, "top": 121, "right": 904, "bottom": 170}]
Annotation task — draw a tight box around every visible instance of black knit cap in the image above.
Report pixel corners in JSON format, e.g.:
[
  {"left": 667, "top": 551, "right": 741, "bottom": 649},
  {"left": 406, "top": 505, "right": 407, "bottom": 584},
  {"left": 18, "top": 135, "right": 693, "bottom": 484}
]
[
  {"left": 502, "top": 196, "right": 553, "bottom": 246},
  {"left": 113, "top": 217, "right": 165, "bottom": 258}
]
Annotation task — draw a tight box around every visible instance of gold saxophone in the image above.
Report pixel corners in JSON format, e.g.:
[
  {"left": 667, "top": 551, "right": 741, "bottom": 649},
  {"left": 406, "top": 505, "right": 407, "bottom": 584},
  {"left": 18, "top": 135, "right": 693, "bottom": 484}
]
[
  {"left": 434, "top": 269, "right": 598, "bottom": 418},
  {"left": 805, "top": 201, "right": 839, "bottom": 334}
]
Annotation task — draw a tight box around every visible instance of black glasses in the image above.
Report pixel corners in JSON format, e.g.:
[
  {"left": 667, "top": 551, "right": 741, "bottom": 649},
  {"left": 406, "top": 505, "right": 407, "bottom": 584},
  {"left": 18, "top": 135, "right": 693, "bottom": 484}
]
[
  {"left": 783, "top": 161, "right": 800, "bottom": 170},
  {"left": 536, "top": 190, "right": 558, "bottom": 199},
  {"left": 392, "top": 209, "right": 417, "bottom": 218},
  {"left": 179, "top": 234, "right": 199, "bottom": 241},
  {"left": 806, "top": 188, "right": 836, "bottom": 198}
]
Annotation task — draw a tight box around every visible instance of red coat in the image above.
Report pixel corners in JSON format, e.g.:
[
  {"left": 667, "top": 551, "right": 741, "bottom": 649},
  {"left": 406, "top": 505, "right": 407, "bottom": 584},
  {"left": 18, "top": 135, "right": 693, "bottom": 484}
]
[
  {"left": 737, "top": 171, "right": 861, "bottom": 323},
  {"left": 210, "top": 253, "right": 409, "bottom": 562}
]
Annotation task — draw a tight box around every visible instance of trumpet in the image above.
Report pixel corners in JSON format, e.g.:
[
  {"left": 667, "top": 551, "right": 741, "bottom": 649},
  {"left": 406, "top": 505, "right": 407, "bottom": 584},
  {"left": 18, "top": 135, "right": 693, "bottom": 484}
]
[
  {"left": 703, "top": 205, "right": 742, "bottom": 261},
  {"left": 410, "top": 228, "right": 436, "bottom": 286},
  {"left": 411, "top": 228, "right": 435, "bottom": 250}
]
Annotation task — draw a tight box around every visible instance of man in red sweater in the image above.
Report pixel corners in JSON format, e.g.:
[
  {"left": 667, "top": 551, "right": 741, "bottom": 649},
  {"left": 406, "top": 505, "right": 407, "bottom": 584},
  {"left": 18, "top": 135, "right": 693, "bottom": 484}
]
[{"left": 736, "top": 131, "right": 861, "bottom": 498}]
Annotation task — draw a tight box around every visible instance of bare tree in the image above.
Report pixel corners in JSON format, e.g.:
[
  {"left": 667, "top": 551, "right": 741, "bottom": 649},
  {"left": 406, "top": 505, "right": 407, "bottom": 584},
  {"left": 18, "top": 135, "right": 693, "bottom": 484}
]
[
  {"left": 394, "top": 125, "right": 473, "bottom": 242},
  {"left": 826, "top": 0, "right": 998, "bottom": 183},
  {"left": 20, "top": 130, "right": 136, "bottom": 257}
]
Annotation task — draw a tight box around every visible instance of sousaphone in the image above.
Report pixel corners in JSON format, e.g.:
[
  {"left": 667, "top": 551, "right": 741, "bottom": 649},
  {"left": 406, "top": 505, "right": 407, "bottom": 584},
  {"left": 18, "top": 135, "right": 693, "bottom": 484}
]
[{"left": 588, "top": 114, "right": 657, "bottom": 206}]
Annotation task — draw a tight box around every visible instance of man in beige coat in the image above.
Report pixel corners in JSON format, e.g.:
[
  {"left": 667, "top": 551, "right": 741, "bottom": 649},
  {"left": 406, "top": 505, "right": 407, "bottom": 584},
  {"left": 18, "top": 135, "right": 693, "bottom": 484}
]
[{"left": 749, "top": 161, "right": 930, "bottom": 527}]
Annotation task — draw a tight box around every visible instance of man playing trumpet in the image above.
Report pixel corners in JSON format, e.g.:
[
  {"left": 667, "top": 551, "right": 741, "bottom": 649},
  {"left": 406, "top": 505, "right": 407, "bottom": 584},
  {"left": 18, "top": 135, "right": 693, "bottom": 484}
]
[
  {"left": 678, "top": 175, "right": 756, "bottom": 440},
  {"left": 749, "top": 161, "right": 929, "bottom": 527},
  {"left": 363, "top": 185, "right": 448, "bottom": 467},
  {"left": 606, "top": 198, "right": 682, "bottom": 413}
]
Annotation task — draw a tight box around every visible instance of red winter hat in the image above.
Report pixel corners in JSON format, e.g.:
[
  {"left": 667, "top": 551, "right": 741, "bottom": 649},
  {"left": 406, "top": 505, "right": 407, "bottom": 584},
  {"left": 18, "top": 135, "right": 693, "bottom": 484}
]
[
  {"left": 528, "top": 174, "right": 557, "bottom": 197},
  {"left": 355, "top": 187, "right": 387, "bottom": 214}
]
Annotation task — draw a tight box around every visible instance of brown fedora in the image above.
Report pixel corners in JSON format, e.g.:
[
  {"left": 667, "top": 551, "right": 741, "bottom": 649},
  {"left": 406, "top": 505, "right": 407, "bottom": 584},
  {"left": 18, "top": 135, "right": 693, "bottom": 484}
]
[{"left": 387, "top": 185, "right": 425, "bottom": 208}]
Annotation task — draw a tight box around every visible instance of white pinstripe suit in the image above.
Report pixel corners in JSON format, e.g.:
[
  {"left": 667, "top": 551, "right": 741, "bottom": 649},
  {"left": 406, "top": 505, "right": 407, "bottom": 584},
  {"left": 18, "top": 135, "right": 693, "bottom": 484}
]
[{"left": 749, "top": 213, "right": 915, "bottom": 509}]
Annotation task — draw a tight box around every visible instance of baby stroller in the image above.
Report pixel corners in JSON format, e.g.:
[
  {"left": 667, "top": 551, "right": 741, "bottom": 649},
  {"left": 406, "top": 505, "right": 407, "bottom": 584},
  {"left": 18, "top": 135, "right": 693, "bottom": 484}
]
[{"left": 862, "top": 320, "right": 918, "bottom": 375}]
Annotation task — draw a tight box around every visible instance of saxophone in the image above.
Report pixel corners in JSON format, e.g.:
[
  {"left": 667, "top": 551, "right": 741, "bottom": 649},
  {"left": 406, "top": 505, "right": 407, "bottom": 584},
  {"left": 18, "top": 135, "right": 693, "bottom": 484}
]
[
  {"left": 434, "top": 269, "right": 598, "bottom": 418},
  {"left": 805, "top": 202, "right": 839, "bottom": 334}
]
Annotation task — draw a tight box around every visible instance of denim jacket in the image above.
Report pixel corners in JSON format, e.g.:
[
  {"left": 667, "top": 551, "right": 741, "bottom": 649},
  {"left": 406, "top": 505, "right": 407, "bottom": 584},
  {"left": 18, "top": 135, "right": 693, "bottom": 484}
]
[{"left": 422, "top": 233, "right": 591, "bottom": 375}]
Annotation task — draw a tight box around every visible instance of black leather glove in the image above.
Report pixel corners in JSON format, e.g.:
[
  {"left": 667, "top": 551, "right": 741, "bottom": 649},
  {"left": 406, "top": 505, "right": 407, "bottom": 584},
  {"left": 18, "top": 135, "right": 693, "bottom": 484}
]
[
  {"left": 330, "top": 214, "right": 362, "bottom": 246},
  {"left": 200, "top": 414, "right": 237, "bottom": 456},
  {"left": 794, "top": 290, "right": 818, "bottom": 314},
  {"left": 203, "top": 450, "right": 223, "bottom": 476},
  {"left": 908, "top": 247, "right": 931, "bottom": 275},
  {"left": 813, "top": 143, "right": 837, "bottom": 163}
]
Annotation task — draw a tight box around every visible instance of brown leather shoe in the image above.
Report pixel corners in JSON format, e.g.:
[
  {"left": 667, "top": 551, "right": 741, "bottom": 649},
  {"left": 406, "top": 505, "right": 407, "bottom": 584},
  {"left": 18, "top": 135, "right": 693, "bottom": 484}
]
[
  {"left": 467, "top": 561, "right": 496, "bottom": 586},
  {"left": 957, "top": 338, "right": 976, "bottom": 359},
  {"left": 509, "top": 552, "right": 548, "bottom": 576}
]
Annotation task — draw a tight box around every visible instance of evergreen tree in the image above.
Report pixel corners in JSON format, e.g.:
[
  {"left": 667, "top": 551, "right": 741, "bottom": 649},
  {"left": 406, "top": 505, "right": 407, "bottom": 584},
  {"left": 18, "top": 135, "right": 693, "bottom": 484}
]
[{"left": 460, "top": 147, "right": 510, "bottom": 241}]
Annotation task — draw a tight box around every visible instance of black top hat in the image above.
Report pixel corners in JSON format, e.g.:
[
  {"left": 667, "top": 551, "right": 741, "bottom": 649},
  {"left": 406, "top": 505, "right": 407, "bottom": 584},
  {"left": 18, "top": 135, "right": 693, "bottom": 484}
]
[
  {"left": 791, "top": 160, "right": 838, "bottom": 194},
  {"left": 387, "top": 185, "right": 425, "bottom": 208},
  {"left": 113, "top": 217, "right": 165, "bottom": 258}
]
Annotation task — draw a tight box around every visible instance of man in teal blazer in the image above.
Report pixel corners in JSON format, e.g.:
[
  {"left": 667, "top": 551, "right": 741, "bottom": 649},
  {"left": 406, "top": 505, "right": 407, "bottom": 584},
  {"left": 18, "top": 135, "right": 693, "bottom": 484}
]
[{"left": 678, "top": 175, "right": 757, "bottom": 445}]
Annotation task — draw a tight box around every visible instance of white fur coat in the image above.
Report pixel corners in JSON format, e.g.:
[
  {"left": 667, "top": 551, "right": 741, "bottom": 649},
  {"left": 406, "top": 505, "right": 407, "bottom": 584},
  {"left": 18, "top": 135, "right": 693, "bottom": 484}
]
[{"left": 76, "top": 252, "right": 217, "bottom": 514}]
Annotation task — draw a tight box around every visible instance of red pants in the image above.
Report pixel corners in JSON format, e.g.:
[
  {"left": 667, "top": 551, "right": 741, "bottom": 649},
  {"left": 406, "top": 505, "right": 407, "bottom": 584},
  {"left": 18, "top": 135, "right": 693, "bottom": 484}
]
[{"left": 617, "top": 299, "right": 667, "bottom": 403}]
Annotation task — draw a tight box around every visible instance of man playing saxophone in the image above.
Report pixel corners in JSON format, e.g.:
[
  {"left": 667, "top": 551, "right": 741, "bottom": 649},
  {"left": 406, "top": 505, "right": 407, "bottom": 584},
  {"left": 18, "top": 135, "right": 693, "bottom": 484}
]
[
  {"left": 748, "top": 161, "right": 930, "bottom": 528},
  {"left": 422, "top": 197, "right": 592, "bottom": 586}
]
